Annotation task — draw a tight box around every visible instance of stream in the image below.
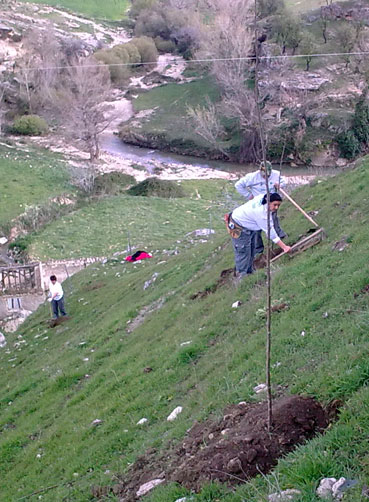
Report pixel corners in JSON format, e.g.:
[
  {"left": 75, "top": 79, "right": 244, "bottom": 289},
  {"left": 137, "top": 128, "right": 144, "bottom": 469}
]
[{"left": 101, "top": 133, "right": 341, "bottom": 180}]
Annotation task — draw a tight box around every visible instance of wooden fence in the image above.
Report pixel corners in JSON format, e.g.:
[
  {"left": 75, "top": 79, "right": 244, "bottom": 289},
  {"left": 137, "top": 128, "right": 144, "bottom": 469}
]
[{"left": 0, "top": 262, "right": 42, "bottom": 295}]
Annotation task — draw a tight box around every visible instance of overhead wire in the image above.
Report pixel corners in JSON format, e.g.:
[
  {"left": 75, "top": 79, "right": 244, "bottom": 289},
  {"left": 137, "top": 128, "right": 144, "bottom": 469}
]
[{"left": 13, "top": 50, "right": 369, "bottom": 72}]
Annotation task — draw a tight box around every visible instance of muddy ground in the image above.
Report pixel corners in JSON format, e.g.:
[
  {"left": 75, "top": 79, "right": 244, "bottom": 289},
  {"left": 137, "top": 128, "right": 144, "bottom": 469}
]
[{"left": 92, "top": 395, "right": 335, "bottom": 501}]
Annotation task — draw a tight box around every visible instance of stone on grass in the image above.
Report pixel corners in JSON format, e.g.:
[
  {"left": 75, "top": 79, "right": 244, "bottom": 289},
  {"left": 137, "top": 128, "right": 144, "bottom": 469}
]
[
  {"left": 0, "top": 236, "right": 8, "bottom": 245},
  {"left": 0, "top": 332, "right": 6, "bottom": 348},
  {"left": 332, "top": 478, "right": 358, "bottom": 499},
  {"left": 136, "top": 478, "right": 164, "bottom": 497},
  {"left": 317, "top": 478, "right": 337, "bottom": 498},
  {"left": 167, "top": 406, "right": 183, "bottom": 421},
  {"left": 232, "top": 300, "right": 242, "bottom": 308},
  {"left": 91, "top": 419, "right": 103, "bottom": 426},
  {"left": 268, "top": 489, "right": 301, "bottom": 502},
  {"left": 254, "top": 383, "right": 267, "bottom": 393},
  {"left": 137, "top": 417, "right": 148, "bottom": 425}
]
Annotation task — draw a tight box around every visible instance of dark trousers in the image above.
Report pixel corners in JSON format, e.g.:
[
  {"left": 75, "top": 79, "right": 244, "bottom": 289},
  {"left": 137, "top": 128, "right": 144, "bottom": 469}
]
[
  {"left": 254, "top": 212, "right": 286, "bottom": 254},
  {"left": 232, "top": 228, "right": 257, "bottom": 277},
  {"left": 51, "top": 297, "right": 67, "bottom": 318}
]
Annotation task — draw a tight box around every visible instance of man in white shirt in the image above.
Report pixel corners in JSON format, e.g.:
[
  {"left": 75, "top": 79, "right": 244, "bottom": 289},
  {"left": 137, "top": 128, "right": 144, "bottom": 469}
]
[
  {"left": 49, "top": 275, "right": 67, "bottom": 319},
  {"left": 229, "top": 193, "right": 291, "bottom": 277},
  {"left": 235, "top": 161, "right": 286, "bottom": 254}
]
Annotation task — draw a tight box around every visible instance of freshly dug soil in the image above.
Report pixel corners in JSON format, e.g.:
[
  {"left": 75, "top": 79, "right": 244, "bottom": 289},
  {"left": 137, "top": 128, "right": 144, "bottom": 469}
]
[{"left": 95, "top": 395, "right": 330, "bottom": 501}]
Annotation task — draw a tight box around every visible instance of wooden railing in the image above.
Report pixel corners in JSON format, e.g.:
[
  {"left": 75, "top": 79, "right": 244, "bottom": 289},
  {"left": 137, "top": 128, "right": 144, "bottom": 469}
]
[{"left": 0, "top": 263, "right": 42, "bottom": 295}]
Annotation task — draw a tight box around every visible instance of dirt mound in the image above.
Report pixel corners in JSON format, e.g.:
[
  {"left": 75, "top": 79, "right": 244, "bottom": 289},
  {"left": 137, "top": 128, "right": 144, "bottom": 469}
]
[{"left": 96, "top": 395, "right": 330, "bottom": 501}]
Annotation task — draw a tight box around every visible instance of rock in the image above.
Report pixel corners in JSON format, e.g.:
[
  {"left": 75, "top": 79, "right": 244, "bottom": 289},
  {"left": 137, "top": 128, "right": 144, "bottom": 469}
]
[
  {"left": 232, "top": 301, "right": 242, "bottom": 308},
  {"left": 167, "top": 406, "right": 183, "bottom": 421},
  {"left": 316, "top": 477, "right": 337, "bottom": 498},
  {"left": 253, "top": 383, "right": 267, "bottom": 394},
  {"left": 227, "top": 457, "right": 242, "bottom": 473},
  {"left": 143, "top": 272, "right": 159, "bottom": 290},
  {"left": 332, "top": 478, "right": 358, "bottom": 499},
  {"left": 136, "top": 478, "right": 164, "bottom": 497},
  {"left": 332, "top": 237, "right": 349, "bottom": 252},
  {"left": 143, "top": 366, "right": 153, "bottom": 373},
  {"left": 0, "top": 236, "right": 8, "bottom": 245},
  {"left": 0, "top": 332, "right": 6, "bottom": 348},
  {"left": 91, "top": 419, "right": 103, "bottom": 426},
  {"left": 245, "top": 448, "right": 258, "bottom": 463},
  {"left": 268, "top": 489, "right": 301, "bottom": 502},
  {"left": 136, "top": 418, "right": 148, "bottom": 425}
]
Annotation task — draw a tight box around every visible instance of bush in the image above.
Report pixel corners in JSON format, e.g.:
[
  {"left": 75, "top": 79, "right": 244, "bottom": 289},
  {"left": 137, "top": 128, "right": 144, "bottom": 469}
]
[
  {"left": 134, "top": 9, "right": 169, "bottom": 39},
  {"left": 336, "top": 130, "right": 361, "bottom": 159},
  {"left": 93, "top": 172, "right": 136, "bottom": 195},
  {"left": 129, "top": 0, "right": 158, "bottom": 19},
  {"left": 12, "top": 115, "right": 48, "bottom": 136},
  {"left": 127, "top": 177, "right": 185, "bottom": 198},
  {"left": 154, "top": 36, "right": 176, "bottom": 53},
  {"left": 94, "top": 49, "right": 131, "bottom": 83},
  {"left": 131, "top": 36, "right": 158, "bottom": 64},
  {"left": 352, "top": 95, "right": 369, "bottom": 144}
]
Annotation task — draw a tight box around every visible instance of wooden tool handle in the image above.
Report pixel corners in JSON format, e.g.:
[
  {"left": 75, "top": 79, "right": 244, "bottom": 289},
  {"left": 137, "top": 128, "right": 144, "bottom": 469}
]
[{"left": 279, "top": 187, "right": 319, "bottom": 228}]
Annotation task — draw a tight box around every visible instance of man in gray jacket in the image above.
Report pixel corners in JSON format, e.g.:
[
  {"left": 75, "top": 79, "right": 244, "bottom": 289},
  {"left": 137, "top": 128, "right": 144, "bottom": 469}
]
[{"left": 235, "top": 161, "right": 286, "bottom": 254}]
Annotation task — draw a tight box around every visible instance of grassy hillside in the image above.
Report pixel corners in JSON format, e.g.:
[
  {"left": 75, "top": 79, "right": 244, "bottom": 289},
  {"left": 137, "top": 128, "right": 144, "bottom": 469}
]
[
  {"left": 27, "top": 179, "right": 238, "bottom": 260},
  {"left": 1, "top": 159, "right": 369, "bottom": 501},
  {"left": 19, "top": 0, "right": 129, "bottom": 20},
  {"left": 0, "top": 143, "right": 72, "bottom": 233}
]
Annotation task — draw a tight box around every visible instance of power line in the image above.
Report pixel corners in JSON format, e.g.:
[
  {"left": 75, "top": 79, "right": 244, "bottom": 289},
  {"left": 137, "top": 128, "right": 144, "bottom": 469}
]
[{"left": 13, "top": 50, "right": 369, "bottom": 72}]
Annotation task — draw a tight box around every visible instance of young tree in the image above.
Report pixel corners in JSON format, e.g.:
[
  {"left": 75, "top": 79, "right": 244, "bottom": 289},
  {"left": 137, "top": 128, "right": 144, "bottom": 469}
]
[
  {"left": 299, "top": 32, "right": 316, "bottom": 71},
  {"left": 273, "top": 14, "right": 302, "bottom": 54},
  {"left": 336, "top": 23, "right": 356, "bottom": 69}
]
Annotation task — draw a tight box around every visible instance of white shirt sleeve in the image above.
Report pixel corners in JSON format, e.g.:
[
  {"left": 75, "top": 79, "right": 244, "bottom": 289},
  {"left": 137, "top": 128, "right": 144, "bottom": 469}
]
[{"left": 235, "top": 174, "right": 254, "bottom": 199}]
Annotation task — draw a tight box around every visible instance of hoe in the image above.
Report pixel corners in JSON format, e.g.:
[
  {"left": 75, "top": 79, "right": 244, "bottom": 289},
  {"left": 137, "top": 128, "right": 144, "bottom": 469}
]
[{"left": 271, "top": 187, "right": 325, "bottom": 263}]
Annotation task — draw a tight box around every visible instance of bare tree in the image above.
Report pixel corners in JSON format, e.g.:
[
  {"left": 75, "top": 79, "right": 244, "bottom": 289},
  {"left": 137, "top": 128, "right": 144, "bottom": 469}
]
[
  {"left": 190, "top": 0, "right": 262, "bottom": 161},
  {"left": 17, "top": 26, "right": 63, "bottom": 113},
  {"left": 55, "top": 57, "right": 113, "bottom": 161},
  {"left": 336, "top": 23, "right": 356, "bottom": 69},
  {"left": 187, "top": 99, "right": 229, "bottom": 156}
]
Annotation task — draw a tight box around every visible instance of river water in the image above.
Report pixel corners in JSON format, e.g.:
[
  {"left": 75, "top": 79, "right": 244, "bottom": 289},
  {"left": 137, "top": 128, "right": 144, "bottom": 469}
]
[{"left": 101, "top": 133, "right": 341, "bottom": 180}]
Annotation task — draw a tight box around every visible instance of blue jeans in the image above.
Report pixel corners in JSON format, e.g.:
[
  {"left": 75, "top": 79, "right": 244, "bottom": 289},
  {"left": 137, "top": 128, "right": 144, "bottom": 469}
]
[
  {"left": 232, "top": 228, "right": 257, "bottom": 276},
  {"left": 51, "top": 297, "right": 67, "bottom": 318}
]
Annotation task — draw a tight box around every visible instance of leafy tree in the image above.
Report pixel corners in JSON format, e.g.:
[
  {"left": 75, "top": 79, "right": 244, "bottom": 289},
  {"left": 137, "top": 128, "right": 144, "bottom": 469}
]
[
  {"left": 273, "top": 14, "right": 302, "bottom": 54},
  {"left": 353, "top": 90, "right": 369, "bottom": 145},
  {"left": 299, "top": 32, "right": 316, "bottom": 71},
  {"left": 336, "top": 23, "right": 356, "bottom": 68}
]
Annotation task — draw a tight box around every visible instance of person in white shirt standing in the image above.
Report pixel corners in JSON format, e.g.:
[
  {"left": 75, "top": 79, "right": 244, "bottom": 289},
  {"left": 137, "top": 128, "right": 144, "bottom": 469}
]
[
  {"left": 49, "top": 275, "right": 67, "bottom": 319},
  {"left": 235, "top": 161, "right": 287, "bottom": 254},
  {"left": 228, "top": 193, "right": 291, "bottom": 277}
]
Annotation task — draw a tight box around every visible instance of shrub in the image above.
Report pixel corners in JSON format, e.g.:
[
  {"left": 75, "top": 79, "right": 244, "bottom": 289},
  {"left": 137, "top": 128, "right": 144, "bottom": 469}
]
[
  {"left": 12, "top": 115, "right": 48, "bottom": 136},
  {"left": 123, "top": 42, "right": 142, "bottom": 64},
  {"left": 93, "top": 172, "right": 136, "bottom": 195},
  {"left": 336, "top": 130, "right": 361, "bottom": 159},
  {"left": 154, "top": 36, "right": 176, "bottom": 53},
  {"left": 94, "top": 49, "right": 131, "bottom": 83},
  {"left": 134, "top": 9, "right": 169, "bottom": 39},
  {"left": 127, "top": 177, "right": 185, "bottom": 198},
  {"left": 352, "top": 95, "right": 369, "bottom": 144},
  {"left": 131, "top": 36, "right": 158, "bottom": 64},
  {"left": 129, "top": 0, "right": 158, "bottom": 19}
]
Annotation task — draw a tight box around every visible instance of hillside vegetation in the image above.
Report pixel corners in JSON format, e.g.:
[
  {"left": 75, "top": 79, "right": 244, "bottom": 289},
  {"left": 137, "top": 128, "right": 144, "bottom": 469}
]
[
  {"left": 0, "top": 143, "right": 72, "bottom": 234},
  {"left": 18, "top": 0, "right": 130, "bottom": 20},
  {"left": 1, "top": 160, "right": 369, "bottom": 501}
]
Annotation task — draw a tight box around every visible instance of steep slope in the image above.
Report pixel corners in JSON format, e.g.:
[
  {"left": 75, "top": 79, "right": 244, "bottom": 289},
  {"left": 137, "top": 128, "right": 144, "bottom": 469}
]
[{"left": 1, "top": 161, "right": 369, "bottom": 501}]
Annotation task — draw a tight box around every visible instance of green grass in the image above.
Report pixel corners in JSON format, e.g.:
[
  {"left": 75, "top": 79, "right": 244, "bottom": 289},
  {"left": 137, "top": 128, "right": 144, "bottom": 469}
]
[
  {"left": 0, "top": 143, "right": 72, "bottom": 232},
  {"left": 19, "top": 0, "right": 129, "bottom": 20},
  {"left": 123, "top": 77, "right": 227, "bottom": 151},
  {"left": 1, "top": 158, "right": 369, "bottom": 501},
  {"left": 27, "top": 179, "right": 238, "bottom": 259},
  {"left": 285, "top": 0, "right": 326, "bottom": 13}
]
